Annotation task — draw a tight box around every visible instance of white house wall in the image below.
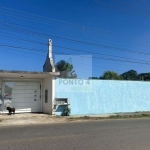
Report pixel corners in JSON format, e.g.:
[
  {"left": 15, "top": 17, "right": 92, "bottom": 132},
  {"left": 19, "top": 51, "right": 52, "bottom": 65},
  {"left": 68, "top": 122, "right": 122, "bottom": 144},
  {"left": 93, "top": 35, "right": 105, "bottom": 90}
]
[
  {"left": 0, "top": 79, "right": 2, "bottom": 92},
  {"left": 0, "top": 79, "right": 43, "bottom": 113},
  {"left": 0, "top": 79, "right": 2, "bottom": 112},
  {"left": 0, "top": 76, "right": 56, "bottom": 114},
  {"left": 0, "top": 70, "right": 59, "bottom": 114},
  {"left": 42, "top": 76, "right": 55, "bottom": 114}
]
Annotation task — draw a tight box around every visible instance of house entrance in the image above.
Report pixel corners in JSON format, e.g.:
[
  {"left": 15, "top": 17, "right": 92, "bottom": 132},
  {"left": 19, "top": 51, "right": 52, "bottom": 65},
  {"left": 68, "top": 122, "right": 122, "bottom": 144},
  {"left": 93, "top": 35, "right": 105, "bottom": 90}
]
[{"left": 3, "top": 81, "right": 41, "bottom": 113}]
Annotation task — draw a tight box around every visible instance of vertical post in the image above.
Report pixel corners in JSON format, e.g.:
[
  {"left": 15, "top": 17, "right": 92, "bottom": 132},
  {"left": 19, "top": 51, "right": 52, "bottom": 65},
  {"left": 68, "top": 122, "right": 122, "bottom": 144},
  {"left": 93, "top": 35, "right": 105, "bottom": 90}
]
[
  {"left": 48, "top": 39, "right": 52, "bottom": 58},
  {"left": 0, "top": 79, "right": 2, "bottom": 113},
  {"left": 1, "top": 81, "right": 5, "bottom": 113},
  {"left": 48, "top": 39, "right": 55, "bottom": 72},
  {"left": 52, "top": 76, "right": 55, "bottom": 115}
]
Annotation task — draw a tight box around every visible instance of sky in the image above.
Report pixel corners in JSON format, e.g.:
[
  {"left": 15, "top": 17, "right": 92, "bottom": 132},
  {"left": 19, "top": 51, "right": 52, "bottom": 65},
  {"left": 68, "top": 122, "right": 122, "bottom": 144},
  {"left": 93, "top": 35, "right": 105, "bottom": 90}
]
[{"left": 0, "top": 0, "right": 150, "bottom": 78}]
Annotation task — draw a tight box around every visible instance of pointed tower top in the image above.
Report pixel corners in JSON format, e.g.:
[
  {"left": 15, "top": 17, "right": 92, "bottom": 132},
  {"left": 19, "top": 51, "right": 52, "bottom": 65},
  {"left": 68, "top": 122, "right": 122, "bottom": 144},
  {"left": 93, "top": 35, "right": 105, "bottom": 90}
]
[
  {"left": 48, "top": 39, "right": 52, "bottom": 58},
  {"left": 43, "top": 39, "right": 56, "bottom": 72}
]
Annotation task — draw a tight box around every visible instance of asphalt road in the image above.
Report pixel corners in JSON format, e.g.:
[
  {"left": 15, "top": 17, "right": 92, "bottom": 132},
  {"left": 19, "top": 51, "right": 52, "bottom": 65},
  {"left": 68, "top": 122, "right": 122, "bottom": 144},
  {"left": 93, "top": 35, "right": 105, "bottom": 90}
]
[{"left": 0, "top": 118, "right": 150, "bottom": 150}]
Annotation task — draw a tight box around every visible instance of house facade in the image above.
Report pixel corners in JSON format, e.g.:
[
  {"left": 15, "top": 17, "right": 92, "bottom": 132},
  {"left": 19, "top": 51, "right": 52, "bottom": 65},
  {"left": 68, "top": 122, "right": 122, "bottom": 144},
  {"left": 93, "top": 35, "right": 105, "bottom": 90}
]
[{"left": 0, "top": 39, "right": 59, "bottom": 114}]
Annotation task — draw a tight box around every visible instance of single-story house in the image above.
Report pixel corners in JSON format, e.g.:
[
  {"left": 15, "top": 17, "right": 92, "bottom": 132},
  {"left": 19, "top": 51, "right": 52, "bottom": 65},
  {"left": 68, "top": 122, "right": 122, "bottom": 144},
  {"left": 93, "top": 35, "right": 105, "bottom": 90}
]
[{"left": 0, "top": 39, "right": 59, "bottom": 114}]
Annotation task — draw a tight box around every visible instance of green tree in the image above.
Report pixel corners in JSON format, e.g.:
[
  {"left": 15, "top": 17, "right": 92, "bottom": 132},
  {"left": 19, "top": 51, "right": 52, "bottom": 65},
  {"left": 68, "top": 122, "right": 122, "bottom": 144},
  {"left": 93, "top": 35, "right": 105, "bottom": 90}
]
[
  {"left": 89, "top": 77, "right": 99, "bottom": 79},
  {"left": 121, "top": 70, "right": 138, "bottom": 80},
  {"left": 100, "top": 71, "right": 123, "bottom": 80},
  {"left": 138, "top": 73, "right": 150, "bottom": 81},
  {"left": 55, "top": 60, "right": 77, "bottom": 78}
]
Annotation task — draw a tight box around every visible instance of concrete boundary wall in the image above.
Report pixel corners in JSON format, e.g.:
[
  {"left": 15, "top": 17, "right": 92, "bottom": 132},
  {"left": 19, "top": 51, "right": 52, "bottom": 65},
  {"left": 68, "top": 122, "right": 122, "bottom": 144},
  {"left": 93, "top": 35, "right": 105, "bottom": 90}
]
[{"left": 55, "top": 78, "right": 150, "bottom": 115}]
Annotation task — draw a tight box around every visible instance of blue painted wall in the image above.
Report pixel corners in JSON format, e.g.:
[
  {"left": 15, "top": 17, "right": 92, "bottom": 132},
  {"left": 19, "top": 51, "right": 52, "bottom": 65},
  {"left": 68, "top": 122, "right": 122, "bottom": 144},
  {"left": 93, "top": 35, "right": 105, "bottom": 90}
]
[{"left": 55, "top": 79, "right": 150, "bottom": 115}]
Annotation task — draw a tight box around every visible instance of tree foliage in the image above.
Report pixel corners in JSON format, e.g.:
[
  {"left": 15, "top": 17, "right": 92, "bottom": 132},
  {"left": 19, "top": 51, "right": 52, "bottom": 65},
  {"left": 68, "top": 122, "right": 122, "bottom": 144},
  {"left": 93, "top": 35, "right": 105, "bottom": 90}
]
[
  {"left": 138, "top": 73, "right": 150, "bottom": 81},
  {"left": 55, "top": 60, "right": 77, "bottom": 78},
  {"left": 121, "top": 70, "right": 138, "bottom": 80},
  {"left": 89, "top": 69, "right": 150, "bottom": 81},
  {"left": 89, "top": 77, "right": 99, "bottom": 79},
  {"left": 100, "top": 71, "right": 123, "bottom": 80}
]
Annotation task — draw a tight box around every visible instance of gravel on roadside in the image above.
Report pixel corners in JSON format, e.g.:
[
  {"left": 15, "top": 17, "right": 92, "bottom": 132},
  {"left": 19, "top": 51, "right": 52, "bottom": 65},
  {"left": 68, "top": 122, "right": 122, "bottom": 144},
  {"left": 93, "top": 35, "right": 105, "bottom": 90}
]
[{"left": 1, "top": 112, "right": 150, "bottom": 126}]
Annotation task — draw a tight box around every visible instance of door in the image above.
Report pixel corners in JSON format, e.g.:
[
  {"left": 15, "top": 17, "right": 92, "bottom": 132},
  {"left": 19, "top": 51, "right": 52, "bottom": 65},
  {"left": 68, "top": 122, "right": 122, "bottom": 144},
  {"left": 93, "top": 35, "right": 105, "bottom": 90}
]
[{"left": 4, "top": 81, "right": 41, "bottom": 113}]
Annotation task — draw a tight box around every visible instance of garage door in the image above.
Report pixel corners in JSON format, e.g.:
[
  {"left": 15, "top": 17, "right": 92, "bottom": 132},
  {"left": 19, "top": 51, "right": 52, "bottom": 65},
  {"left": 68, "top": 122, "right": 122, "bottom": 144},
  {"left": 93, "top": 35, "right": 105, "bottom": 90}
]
[{"left": 9, "top": 82, "right": 41, "bottom": 113}]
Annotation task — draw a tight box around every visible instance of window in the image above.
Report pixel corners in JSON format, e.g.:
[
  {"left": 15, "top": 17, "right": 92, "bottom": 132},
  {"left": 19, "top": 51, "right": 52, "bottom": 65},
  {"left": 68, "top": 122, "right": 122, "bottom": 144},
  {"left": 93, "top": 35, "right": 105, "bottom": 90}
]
[
  {"left": 4, "top": 82, "right": 14, "bottom": 109},
  {"left": 0, "top": 85, "right": 2, "bottom": 100},
  {"left": 45, "top": 90, "right": 48, "bottom": 103},
  {"left": 4, "top": 82, "right": 14, "bottom": 100}
]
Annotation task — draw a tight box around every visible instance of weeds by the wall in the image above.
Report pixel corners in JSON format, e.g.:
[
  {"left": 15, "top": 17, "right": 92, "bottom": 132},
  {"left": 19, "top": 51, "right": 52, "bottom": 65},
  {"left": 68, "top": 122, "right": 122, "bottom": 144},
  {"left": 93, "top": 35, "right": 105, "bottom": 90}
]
[{"left": 67, "top": 113, "right": 150, "bottom": 121}]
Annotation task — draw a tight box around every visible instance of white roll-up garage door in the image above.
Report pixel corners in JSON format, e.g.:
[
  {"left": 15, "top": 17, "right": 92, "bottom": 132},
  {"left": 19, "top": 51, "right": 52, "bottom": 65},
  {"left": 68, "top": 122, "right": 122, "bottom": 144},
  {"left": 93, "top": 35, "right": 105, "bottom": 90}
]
[{"left": 11, "top": 81, "right": 41, "bottom": 113}]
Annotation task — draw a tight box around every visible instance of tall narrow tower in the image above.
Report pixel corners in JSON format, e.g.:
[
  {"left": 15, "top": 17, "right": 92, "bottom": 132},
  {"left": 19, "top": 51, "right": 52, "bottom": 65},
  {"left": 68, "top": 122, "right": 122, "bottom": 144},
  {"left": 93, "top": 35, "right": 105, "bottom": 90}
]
[{"left": 43, "top": 39, "right": 55, "bottom": 72}]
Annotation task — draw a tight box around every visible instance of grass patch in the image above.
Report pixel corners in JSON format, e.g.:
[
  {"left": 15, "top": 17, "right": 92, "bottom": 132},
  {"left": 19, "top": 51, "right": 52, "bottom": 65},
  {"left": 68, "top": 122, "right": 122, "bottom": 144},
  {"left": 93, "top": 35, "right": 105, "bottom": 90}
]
[
  {"left": 67, "top": 114, "right": 150, "bottom": 121},
  {"left": 141, "top": 114, "right": 150, "bottom": 117},
  {"left": 0, "top": 119, "right": 2, "bottom": 122}
]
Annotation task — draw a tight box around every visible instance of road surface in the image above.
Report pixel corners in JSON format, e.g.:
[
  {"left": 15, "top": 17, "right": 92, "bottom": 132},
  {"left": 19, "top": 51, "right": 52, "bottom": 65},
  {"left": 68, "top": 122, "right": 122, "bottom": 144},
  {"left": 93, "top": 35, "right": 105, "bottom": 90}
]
[{"left": 0, "top": 118, "right": 150, "bottom": 150}]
